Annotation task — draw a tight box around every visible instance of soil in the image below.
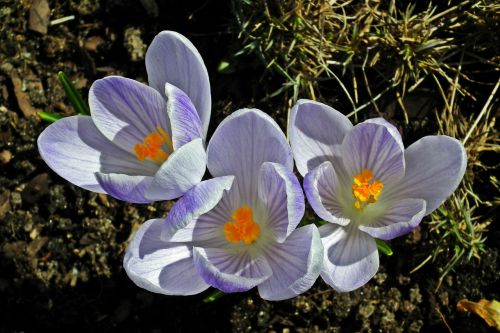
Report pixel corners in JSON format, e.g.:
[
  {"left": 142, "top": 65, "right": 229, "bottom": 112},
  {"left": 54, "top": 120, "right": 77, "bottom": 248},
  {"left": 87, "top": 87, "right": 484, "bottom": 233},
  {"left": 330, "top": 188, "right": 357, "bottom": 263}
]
[{"left": 0, "top": 1, "right": 498, "bottom": 332}]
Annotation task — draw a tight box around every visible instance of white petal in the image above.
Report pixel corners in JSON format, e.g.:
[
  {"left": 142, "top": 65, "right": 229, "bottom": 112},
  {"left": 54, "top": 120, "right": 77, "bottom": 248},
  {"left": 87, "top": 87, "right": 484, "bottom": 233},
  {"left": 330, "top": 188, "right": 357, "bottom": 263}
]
[
  {"left": 146, "top": 138, "right": 207, "bottom": 201},
  {"left": 89, "top": 76, "right": 171, "bottom": 155},
  {"left": 258, "top": 225, "right": 323, "bottom": 300},
  {"left": 95, "top": 173, "right": 153, "bottom": 203},
  {"left": 364, "top": 118, "right": 404, "bottom": 152},
  {"left": 385, "top": 135, "right": 466, "bottom": 214},
  {"left": 288, "top": 99, "right": 353, "bottom": 176},
  {"left": 341, "top": 121, "right": 405, "bottom": 187},
  {"left": 146, "top": 31, "right": 211, "bottom": 137},
  {"left": 37, "top": 116, "right": 154, "bottom": 193},
  {"left": 207, "top": 109, "right": 293, "bottom": 204},
  {"left": 165, "top": 82, "right": 203, "bottom": 149},
  {"left": 303, "top": 161, "right": 351, "bottom": 226},
  {"left": 123, "top": 219, "right": 209, "bottom": 295},
  {"left": 320, "top": 223, "right": 379, "bottom": 292},
  {"left": 359, "top": 198, "right": 426, "bottom": 240},
  {"left": 193, "top": 247, "right": 272, "bottom": 293},
  {"left": 258, "top": 162, "right": 305, "bottom": 242},
  {"left": 160, "top": 176, "right": 235, "bottom": 243}
]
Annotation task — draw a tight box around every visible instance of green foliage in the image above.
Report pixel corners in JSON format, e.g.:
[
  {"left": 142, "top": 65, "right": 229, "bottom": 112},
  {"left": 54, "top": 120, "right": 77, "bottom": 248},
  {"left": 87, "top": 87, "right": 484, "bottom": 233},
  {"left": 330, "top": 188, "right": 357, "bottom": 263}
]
[
  {"left": 376, "top": 239, "right": 393, "bottom": 256},
  {"left": 57, "top": 71, "right": 90, "bottom": 116},
  {"left": 38, "top": 111, "right": 63, "bottom": 122},
  {"left": 203, "top": 289, "right": 226, "bottom": 303},
  {"left": 38, "top": 71, "right": 90, "bottom": 122}
]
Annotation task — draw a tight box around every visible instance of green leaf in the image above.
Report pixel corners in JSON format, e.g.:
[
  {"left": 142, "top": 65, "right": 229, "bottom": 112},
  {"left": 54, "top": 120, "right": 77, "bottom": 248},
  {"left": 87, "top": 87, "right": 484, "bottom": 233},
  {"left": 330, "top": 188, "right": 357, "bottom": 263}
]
[
  {"left": 202, "top": 289, "right": 225, "bottom": 303},
  {"left": 58, "top": 71, "right": 90, "bottom": 115},
  {"left": 38, "top": 111, "right": 63, "bottom": 123},
  {"left": 376, "top": 239, "right": 393, "bottom": 256}
]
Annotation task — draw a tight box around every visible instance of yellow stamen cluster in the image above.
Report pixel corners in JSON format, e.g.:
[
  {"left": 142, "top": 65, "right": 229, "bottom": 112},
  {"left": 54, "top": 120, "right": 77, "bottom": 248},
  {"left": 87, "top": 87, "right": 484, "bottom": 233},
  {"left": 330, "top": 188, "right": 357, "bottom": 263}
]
[
  {"left": 224, "top": 206, "right": 261, "bottom": 245},
  {"left": 134, "top": 127, "right": 173, "bottom": 164},
  {"left": 352, "top": 169, "right": 383, "bottom": 210}
]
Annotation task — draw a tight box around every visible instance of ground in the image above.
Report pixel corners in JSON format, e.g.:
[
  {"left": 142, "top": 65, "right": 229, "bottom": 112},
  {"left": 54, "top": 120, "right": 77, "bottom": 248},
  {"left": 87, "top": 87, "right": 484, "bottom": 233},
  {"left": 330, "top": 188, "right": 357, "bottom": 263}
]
[{"left": 0, "top": 1, "right": 498, "bottom": 332}]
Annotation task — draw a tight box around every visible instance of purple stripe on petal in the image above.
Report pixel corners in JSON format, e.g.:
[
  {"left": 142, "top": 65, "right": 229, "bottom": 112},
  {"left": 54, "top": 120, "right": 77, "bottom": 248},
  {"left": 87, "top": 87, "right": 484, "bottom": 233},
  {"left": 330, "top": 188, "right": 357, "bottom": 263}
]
[
  {"left": 193, "top": 247, "right": 272, "bottom": 293},
  {"left": 207, "top": 109, "right": 293, "bottom": 204},
  {"left": 165, "top": 83, "right": 203, "bottom": 149},
  {"left": 303, "top": 162, "right": 350, "bottom": 226},
  {"left": 258, "top": 162, "right": 305, "bottom": 242},
  {"left": 385, "top": 136, "right": 466, "bottom": 215},
  {"left": 95, "top": 172, "right": 153, "bottom": 204},
  {"left": 161, "top": 176, "right": 234, "bottom": 242},
  {"left": 364, "top": 118, "right": 404, "bottom": 152},
  {"left": 359, "top": 198, "right": 426, "bottom": 240},
  {"left": 320, "top": 223, "right": 379, "bottom": 292},
  {"left": 146, "top": 138, "right": 207, "bottom": 201},
  {"left": 37, "top": 116, "right": 154, "bottom": 193},
  {"left": 341, "top": 122, "right": 405, "bottom": 187},
  {"left": 89, "top": 76, "right": 170, "bottom": 154},
  {"left": 124, "top": 218, "right": 209, "bottom": 295},
  {"left": 258, "top": 225, "right": 323, "bottom": 300},
  {"left": 288, "top": 99, "right": 353, "bottom": 176},
  {"left": 146, "top": 31, "right": 211, "bottom": 137},
  {"left": 183, "top": 178, "right": 244, "bottom": 247}
]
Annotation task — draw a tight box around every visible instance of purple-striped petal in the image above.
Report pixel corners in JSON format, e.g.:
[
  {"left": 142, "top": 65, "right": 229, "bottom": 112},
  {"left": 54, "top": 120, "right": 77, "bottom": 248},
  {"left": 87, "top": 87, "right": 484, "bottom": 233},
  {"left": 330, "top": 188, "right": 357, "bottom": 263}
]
[
  {"left": 161, "top": 176, "right": 235, "bottom": 242},
  {"left": 303, "top": 162, "right": 350, "bottom": 226},
  {"left": 37, "top": 116, "right": 154, "bottom": 192},
  {"left": 320, "top": 223, "right": 379, "bottom": 292},
  {"left": 258, "top": 224, "right": 323, "bottom": 300},
  {"left": 146, "top": 31, "right": 211, "bottom": 137},
  {"left": 207, "top": 109, "right": 293, "bottom": 204},
  {"left": 359, "top": 198, "right": 426, "bottom": 240},
  {"left": 364, "top": 118, "right": 404, "bottom": 152},
  {"left": 341, "top": 121, "right": 405, "bottom": 187},
  {"left": 95, "top": 173, "right": 153, "bottom": 203},
  {"left": 165, "top": 83, "right": 203, "bottom": 149},
  {"left": 386, "top": 136, "right": 466, "bottom": 215},
  {"left": 288, "top": 99, "right": 353, "bottom": 176},
  {"left": 193, "top": 247, "right": 272, "bottom": 293},
  {"left": 170, "top": 178, "right": 245, "bottom": 248},
  {"left": 123, "top": 218, "right": 209, "bottom": 295},
  {"left": 89, "top": 76, "right": 171, "bottom": 155},
  {"left": 258, "top": 162, "right": 305, "bottom": 242},
  {"left": 145, "top": 138, "right": 207, "bottom": 201}
]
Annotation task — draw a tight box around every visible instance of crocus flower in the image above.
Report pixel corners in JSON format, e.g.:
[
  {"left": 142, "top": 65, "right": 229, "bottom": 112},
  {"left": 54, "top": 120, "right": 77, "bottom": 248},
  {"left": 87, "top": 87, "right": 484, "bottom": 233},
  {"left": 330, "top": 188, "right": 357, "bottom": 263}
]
[
  {"left": 37, "top": 31, "right": 210, "bottom": 203},
  {"left": 124, "top": 109, "right": 324, "bottom": 300},
  {"left": 288, "top": 99, "right": 467, "bottom": 292}
]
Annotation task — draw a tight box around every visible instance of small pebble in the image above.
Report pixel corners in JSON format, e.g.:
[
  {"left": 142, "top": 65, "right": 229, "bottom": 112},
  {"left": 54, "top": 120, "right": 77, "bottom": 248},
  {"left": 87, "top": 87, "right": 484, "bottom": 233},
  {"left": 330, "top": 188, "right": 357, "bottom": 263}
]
[{"left": 0, "top": 150, "right": 12, "bottom": 164}]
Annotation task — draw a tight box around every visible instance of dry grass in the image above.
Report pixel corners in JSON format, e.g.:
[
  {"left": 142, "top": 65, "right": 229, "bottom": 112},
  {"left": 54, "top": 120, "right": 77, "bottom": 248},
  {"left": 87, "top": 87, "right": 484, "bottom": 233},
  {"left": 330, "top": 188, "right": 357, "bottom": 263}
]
[
  {"left": 424, "top": 78, "right": 499, "bottom": 289},
  {"left": 234, "top": 0, "right": 499, "bottom": 114}
]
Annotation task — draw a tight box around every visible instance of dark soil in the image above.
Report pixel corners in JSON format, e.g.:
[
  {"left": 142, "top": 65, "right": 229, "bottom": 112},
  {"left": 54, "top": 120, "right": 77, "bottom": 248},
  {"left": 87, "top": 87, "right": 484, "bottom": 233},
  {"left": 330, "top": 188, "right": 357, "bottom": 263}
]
[{"left": 0, "top": 1, "right": 498, "bottom": 332}]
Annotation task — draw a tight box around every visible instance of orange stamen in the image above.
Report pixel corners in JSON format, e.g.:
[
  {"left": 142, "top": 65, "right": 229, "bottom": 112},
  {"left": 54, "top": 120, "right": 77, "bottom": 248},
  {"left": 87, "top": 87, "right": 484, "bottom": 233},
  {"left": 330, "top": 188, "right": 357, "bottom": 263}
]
[
  {"left": 134, "top": 128, "right": 172, "bottom": 164},
  {"left": 352, "top": 169, "right": 384, "bottom": 210},
  {"left": 224, "top": 206, "right": 261, "bottom": 245}
]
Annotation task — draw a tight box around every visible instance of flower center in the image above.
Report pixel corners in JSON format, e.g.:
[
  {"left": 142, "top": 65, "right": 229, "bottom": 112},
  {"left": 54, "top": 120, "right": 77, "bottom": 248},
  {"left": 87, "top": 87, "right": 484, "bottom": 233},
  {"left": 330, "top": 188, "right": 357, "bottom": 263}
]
[
  {"left": 223, "top": 206, "right": 261, "bottom": 245},
  {"left": 352, "top": 169, "right": 383, "bottom": 210},
  {"left": 134, "top": 127, "right": 173, "bottom": 164}
]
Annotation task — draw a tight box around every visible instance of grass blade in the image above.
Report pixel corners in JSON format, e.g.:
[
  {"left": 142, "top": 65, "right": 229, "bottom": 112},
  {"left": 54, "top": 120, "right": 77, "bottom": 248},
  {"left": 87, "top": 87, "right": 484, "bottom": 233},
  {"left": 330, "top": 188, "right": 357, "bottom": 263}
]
[
  {"left": 202, "top": 289, "right": 225, "bottom": 303},
  {"left": 58, "top": 71, "right": 90, "bottom": 115},
  {"left": 38, "top": 111, "right": 63, "bottom": 123},
  {"left": 376, "top": 239, "right": 394, "bottom": 256}
]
